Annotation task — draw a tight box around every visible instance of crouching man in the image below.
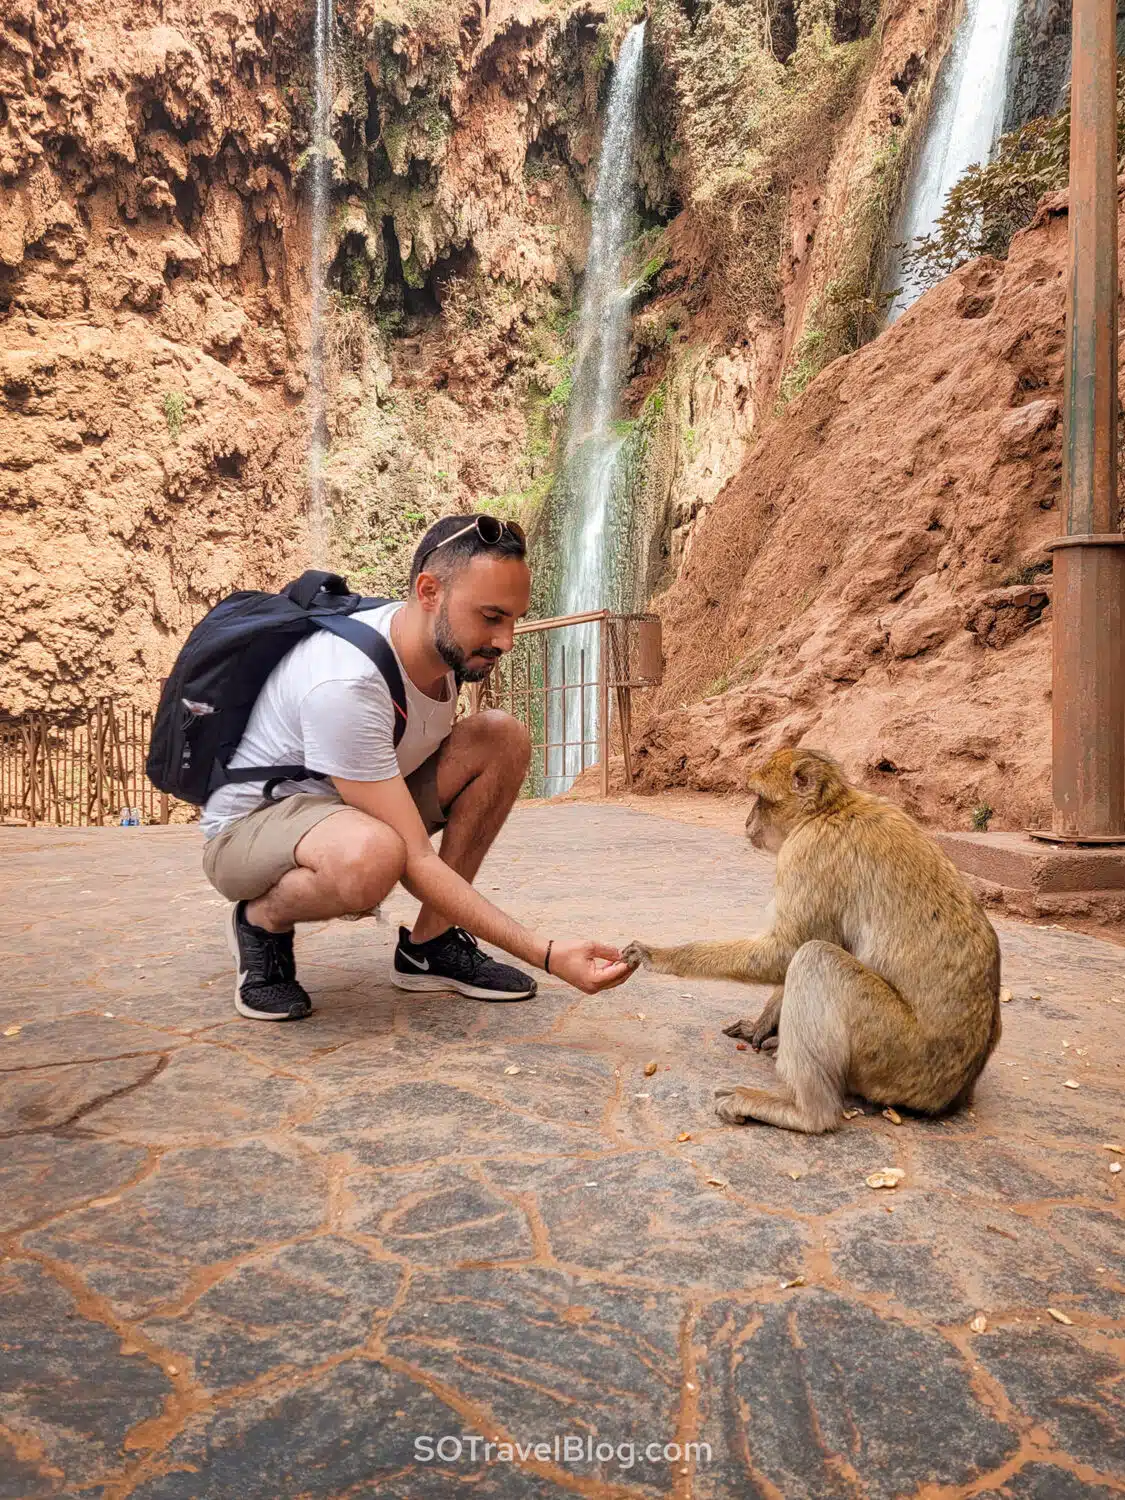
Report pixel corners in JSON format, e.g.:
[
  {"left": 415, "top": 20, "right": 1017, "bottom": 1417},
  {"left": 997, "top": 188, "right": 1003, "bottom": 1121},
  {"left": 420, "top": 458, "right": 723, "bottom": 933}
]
[{"left": 200, "top": 515, "right": 631, "bottom": 1019}]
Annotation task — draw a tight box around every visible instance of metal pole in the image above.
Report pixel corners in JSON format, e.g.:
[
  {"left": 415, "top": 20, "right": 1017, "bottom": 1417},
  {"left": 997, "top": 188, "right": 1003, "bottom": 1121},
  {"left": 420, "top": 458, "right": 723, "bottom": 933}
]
[
  {"left": 26, "top": 719, "right": 38, "bottom": 827},
  {"left": 618, "top": 684, "right": 634, "bottom": 788},
  {"left": 1040, "top": 0, "right": 1125, "bottom": 844},
  {"left": 599, "top": 615, "right": 610, "bottom": 797},
  {"left": 541, "top": 633, "right": 549, "bottom": 780},
  {"left": 95, "top": 699, "right": 105, "bottom": 826},
  {"left": 580, "top": 648, "right": 587, "bottom": 773}
]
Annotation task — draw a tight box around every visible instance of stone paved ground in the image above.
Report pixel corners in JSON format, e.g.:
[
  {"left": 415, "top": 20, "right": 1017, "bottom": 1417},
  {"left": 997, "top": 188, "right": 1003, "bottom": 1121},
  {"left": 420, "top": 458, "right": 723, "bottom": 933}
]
[{"left": 1, "top": 803, "right": 1123, "bottom": 1500}]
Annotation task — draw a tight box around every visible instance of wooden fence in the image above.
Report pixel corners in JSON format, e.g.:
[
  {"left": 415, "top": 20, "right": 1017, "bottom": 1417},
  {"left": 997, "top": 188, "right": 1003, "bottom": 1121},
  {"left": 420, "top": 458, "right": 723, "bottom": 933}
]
[{"left": 0, "top": 700, "right": 172, "bottom": 827}]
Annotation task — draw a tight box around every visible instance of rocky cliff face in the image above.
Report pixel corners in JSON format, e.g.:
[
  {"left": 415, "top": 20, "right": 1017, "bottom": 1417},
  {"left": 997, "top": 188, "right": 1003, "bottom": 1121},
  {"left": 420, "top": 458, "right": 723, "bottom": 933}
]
[
  {"left": 6, "top": 0, "right": 1079, "bottom": 827},
  {"left": 634, "top": 188, "right": 1125, "bottom": 834},
  {"left": 601, "top": 0, "right": 964, "bottom": 588},
  {"left": 1004, "top": 0, "right": 1072, "bottom": 130},
  {"left": 1, "top": 0, "right": 318, "bottom": 712},
  {"left": 1004, "top": 0, "right": 1125, "bottom": 132},
  {"left": 3, "top": 0, "right": 961, "bottom": 715},
  {"left": 0, "top": 0, "right": 655, "bottom": 712}
]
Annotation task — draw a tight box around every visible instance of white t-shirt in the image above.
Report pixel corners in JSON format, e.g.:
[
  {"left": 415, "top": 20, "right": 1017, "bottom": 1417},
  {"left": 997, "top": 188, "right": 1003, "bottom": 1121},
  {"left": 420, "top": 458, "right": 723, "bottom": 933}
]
[{"left": 201, "top": 602, "right": 456, "bottom": 840}]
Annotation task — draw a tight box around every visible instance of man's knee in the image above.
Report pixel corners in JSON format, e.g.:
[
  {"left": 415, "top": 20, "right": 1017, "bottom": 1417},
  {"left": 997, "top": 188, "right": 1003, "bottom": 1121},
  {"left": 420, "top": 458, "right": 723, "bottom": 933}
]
[
  {"left": 325, "top": 819, "right": 407, "bottom": 910},
  {"left": 475, "top": 709, "right": 531, "bottom": 771}
]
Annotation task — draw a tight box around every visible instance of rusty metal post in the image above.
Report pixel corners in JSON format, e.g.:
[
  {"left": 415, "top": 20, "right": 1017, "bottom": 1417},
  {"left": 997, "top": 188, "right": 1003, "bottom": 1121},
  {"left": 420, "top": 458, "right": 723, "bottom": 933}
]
[
  {"left": 608, "top": 617, "right": 635, "bottom": 787},
  {"left": 617, "top": 683, "right": 634, "bottom": 787},
  {"left": 636, "top": 614, "right": 664, "bottom": 685},
  {"left": 541, "top": 633, "right": 549, "bottom": 779},
  {"left": 93, "top": 698, "right": 105, "bottom": 827},
  {"left": 1040, "top": 0, "right": 1125, "bottom": 843},
  {"left": 25, "top": 719, "right": 39, "bottom": 827}
]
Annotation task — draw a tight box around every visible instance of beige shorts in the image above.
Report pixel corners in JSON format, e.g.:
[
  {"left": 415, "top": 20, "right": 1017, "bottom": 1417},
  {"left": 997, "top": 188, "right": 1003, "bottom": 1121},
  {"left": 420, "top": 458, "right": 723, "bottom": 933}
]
[{"left": 202, "top": 753, "right": 446, "bottom": 903}]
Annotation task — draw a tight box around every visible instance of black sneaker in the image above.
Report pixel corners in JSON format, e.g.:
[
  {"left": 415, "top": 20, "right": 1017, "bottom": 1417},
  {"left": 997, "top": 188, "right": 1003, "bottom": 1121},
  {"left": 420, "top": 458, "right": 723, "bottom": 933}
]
[
  {"left": 226, "top": 902, "right": 313, "bottom": 1021},
  {"left": 392, "top": 926, "right": 537, "bottom": 1002}
]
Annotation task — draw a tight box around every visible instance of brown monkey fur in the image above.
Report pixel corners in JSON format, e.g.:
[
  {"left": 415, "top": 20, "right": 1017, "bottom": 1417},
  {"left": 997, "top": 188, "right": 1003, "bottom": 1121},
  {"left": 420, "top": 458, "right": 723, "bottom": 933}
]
[{"left": 623, "top": 749, "right": 1001, "bottom": 1134}]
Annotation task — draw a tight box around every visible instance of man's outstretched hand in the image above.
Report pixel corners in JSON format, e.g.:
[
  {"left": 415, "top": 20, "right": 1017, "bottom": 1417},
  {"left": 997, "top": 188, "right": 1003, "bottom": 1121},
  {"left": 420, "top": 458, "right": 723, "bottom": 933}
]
[{"left": 549, "top": 939, "right": 633, "bottom": 994}]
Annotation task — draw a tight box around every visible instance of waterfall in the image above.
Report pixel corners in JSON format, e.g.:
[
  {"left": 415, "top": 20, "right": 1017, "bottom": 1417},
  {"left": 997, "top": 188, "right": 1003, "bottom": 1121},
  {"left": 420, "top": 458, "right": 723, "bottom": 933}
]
[
  {"left": 885, "top": 0, "right": 1019, "bottom": 321},
  {"left": 307, "top": 0, "right": 334, "bottom": 562},
  {"left": 547, "top": 20, "right": 646, "bottom": 793}
]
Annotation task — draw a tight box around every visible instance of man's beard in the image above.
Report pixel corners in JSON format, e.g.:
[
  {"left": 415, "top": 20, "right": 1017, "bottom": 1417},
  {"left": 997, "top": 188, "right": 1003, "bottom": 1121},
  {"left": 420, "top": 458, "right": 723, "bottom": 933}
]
[{"left": 434, "top": 602, "right": 501, "bottom": 684}]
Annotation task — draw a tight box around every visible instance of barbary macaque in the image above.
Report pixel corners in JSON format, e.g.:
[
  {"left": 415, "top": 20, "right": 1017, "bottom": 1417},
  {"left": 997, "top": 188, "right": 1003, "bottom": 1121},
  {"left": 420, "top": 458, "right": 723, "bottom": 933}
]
[{"left": 623, "top": 749, "right": 1001, "bottom": 1133}]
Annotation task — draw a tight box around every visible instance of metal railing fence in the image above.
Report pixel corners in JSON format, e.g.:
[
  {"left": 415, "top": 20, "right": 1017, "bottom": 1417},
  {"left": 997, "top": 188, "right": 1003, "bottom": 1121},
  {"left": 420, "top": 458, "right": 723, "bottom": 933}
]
[{"left": 471, "top": 610, "right": 662, "bottom": 797}]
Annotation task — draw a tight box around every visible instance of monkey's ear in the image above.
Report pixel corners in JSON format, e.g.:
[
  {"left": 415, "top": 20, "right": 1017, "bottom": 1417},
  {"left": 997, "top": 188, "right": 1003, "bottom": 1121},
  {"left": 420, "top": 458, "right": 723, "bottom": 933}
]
[{"left": 791, "top": 763, "right": 820, "bottom": 798}]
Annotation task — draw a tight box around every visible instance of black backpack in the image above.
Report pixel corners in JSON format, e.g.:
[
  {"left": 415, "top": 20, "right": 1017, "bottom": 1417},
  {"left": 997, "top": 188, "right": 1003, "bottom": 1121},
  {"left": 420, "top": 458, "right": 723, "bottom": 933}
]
[{"left": 146, "top": 570, "right": 408, "bottom": 806}]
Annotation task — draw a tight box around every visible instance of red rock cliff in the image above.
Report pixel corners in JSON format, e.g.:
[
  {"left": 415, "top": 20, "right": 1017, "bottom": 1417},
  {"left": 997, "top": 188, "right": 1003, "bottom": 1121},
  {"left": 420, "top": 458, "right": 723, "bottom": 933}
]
[
  {"left": 0, "top": 0, "right": 320, "bottom": 712},
  {"left": 635, "top": 190, "right": 1125, "bottom": 834}
]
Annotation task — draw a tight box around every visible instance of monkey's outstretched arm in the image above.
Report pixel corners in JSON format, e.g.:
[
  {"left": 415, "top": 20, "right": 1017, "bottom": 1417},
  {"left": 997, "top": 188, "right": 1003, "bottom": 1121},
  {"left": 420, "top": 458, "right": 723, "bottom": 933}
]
[{"left": 623, "top": 930, "right": 796, "bottom": 985}]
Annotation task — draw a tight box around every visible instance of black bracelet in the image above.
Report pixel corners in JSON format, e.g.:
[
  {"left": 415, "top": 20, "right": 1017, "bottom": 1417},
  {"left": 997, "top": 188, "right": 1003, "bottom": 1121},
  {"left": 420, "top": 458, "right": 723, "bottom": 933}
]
[{"left": 544, "top": 940, "right": 553, "bottom": 974}]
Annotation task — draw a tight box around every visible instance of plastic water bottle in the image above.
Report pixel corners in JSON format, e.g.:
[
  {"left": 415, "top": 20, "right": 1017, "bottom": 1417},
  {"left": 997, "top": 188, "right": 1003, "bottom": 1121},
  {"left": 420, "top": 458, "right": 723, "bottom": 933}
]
[{"left": 119, "top": 807, "right": 139, "bottom": 826}]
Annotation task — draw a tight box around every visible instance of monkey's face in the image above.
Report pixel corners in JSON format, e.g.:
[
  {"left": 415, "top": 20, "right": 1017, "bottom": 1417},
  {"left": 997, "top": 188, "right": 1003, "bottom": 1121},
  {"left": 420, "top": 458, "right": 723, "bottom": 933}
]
[
  {"left": 745, "top": 748, "right": 852, "bottom": 851},
  {"left": 745, "top": 791, "right": 788, "bottom": 854}
]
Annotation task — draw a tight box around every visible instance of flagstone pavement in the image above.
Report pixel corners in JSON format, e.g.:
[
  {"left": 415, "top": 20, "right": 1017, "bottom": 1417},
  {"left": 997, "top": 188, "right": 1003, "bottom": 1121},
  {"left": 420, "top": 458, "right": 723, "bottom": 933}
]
[{"left": 1, "top": 803, "right": 1122, "bottom": 1499}]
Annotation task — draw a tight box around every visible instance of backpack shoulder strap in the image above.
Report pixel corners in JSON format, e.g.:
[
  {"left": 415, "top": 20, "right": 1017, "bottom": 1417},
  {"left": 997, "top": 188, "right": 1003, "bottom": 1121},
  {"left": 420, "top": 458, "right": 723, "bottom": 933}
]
[
  {"left": 311, "top": 613, "right": 409, "bottom": 747},
  {"left": 210, "top": 606, "right": 411, "bottom": 799}
]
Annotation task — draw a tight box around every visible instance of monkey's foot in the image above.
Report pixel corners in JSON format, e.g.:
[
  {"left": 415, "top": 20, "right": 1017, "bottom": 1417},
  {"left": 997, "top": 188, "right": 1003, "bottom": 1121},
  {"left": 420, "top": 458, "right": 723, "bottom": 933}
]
[
  {"left": 622, "top": 941, "right": 653, "bottom": 970},
  {"left": 714, "top": 1085, "right": 770, "bottom": 1124},
  {"left": 714, "top": 1085, "right": 837, "bottom": 1134},
  {"left": 721, "top": 1017, "right": 754, "bottom": 1040}
]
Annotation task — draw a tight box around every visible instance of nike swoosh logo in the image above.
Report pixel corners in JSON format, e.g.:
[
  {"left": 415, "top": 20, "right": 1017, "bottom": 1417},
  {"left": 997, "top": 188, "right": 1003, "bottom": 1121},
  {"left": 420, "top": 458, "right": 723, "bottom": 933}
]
[{"left": 398, "top": 950, "right": 430, "bottom": 971}]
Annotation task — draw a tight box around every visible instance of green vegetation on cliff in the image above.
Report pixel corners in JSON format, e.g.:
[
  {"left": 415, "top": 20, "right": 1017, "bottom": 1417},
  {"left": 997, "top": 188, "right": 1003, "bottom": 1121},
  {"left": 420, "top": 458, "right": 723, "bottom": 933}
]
[
  {"left": 781, "top": 127, "right": 905, "bottom": 403},
  {"left": 309, "top": 0, "right": 933, "bottom": 615},
  {"left": 653, "top": 0, "right": 878, "bottom": 324}
]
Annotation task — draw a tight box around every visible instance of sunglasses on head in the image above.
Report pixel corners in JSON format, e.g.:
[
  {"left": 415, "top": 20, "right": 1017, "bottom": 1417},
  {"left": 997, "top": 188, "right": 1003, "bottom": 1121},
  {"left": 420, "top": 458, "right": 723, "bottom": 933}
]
[{"left": 417, "top": 515, "right": 526, "bottom": 570}]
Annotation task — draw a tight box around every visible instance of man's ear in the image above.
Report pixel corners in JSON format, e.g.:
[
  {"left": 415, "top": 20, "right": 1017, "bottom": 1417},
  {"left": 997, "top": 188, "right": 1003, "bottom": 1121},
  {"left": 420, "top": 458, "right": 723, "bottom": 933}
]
[{"left": 414, "top": 570, "right": 442, "bottom": 612}]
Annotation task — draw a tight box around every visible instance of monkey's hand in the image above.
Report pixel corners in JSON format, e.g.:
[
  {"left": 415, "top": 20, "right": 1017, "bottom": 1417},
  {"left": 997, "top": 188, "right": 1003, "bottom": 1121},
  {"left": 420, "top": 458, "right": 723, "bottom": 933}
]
[
  {"left": 722, "top": 1017, "right": 754, "bottom": 1040},
  {"left": 622, "top": 941, "right": 654, "bottom": 971}
]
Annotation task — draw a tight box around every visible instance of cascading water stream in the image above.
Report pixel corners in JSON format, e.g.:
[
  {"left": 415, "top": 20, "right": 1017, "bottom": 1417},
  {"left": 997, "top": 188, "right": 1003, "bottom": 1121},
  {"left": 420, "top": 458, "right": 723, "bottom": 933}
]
[
  {"left": 307, "top": 0, "right": 334, "bottom": 562},
  {"left": 884, "top": 0, "right": 1019, "bottom": 321},
  {"left": 547, "top": 20, "right": 646, "bottom": 793}
]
